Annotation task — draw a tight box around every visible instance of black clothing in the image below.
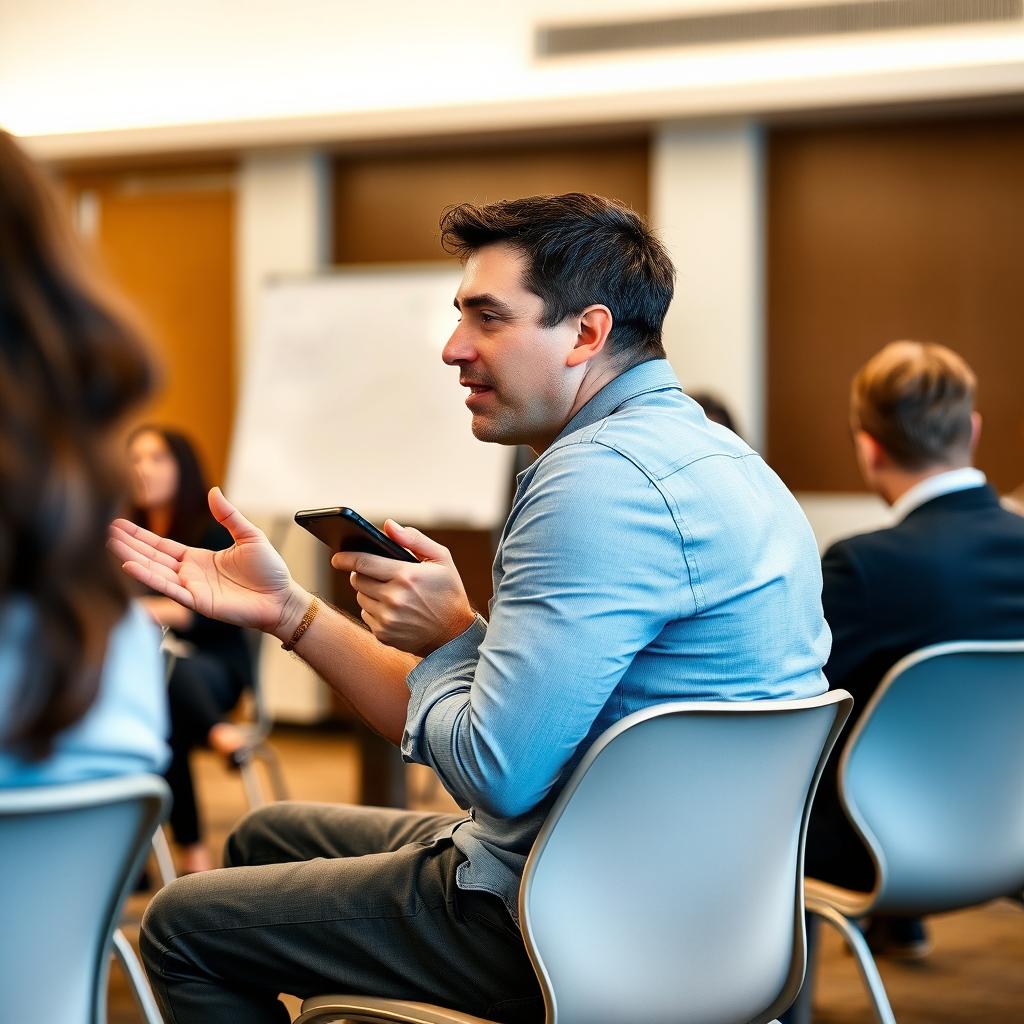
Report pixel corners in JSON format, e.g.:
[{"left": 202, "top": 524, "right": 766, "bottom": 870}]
[
  {"left": 807, "top": 485, "right": 1024, "bottom": 889},
  {"left": 163, "top": 520, "right": 253, "bottom": 846}
]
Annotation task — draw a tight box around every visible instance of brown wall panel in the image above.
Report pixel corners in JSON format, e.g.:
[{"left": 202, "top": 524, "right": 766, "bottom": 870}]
[
  {"left": 63, "top": 166, "right": 237, "bottom": 484},
  {"left": 767, "top": 116, "right": 1024, "bottom": 494},
  {"left": 333, "top": 139, "right": 649, "bottom": 264}
]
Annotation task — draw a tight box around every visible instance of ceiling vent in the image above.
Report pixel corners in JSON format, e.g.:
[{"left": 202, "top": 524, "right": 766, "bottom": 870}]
[{"left": 537, "top": 0, "right": 1024, "bottom": 58}]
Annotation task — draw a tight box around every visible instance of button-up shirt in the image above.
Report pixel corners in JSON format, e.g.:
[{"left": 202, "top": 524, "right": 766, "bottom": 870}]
[{"left": 403, "top": 359, "right": 830, "bottom": 921}]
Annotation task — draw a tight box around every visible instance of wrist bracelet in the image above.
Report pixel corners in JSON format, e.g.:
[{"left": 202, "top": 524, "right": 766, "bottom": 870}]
[{"left": 282, "top": 596, "right": 319, "bottom": 651}]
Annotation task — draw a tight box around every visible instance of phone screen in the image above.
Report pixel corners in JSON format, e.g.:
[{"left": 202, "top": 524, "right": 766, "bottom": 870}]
[{"left": 294, "top": 507, "right": 418, "bottom": 562}]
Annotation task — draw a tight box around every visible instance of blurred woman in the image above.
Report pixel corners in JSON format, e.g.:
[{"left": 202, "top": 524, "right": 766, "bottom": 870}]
[
  {"left": 127, "top": 426, "right": 253, "bottom": 872},
  {"left": 0, "top": 128, "right": 166, "bottom": 784}
]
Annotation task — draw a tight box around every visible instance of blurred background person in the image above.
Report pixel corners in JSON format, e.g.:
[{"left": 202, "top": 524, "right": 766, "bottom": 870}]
[
  {"left": 127, "top": 425, "right": 253, "bottom": 873},
  {"left": 806, "top": 340, "right": 1024, "bottom": 957},
  {"left": 690, "top": 391, "right": 741, "bottom": 436},
  {"left": 0, "top": 128, "right": 166, "bottom": 786}
]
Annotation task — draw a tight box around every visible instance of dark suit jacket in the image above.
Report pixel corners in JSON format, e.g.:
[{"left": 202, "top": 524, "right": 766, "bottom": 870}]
[{"left": 807, "top": 484, "right": 1024, "bottom": 889}]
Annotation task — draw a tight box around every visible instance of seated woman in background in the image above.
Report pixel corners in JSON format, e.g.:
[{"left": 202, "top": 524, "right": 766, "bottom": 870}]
[
  {"left": 127, "top": 426, "right": 254, "bottom": 873},
  {"left": 0, "top": 128, "right": 167, "bottom": 785}
]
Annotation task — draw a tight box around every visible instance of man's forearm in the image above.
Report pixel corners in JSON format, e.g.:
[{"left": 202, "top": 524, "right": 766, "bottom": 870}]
[{"left": 273, "top": 588, "right": 417, "bottom": 744}]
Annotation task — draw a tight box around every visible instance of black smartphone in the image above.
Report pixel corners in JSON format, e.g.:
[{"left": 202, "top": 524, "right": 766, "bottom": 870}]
[{"left": 294, "top": 507, "right": 418, "bottom": 562}]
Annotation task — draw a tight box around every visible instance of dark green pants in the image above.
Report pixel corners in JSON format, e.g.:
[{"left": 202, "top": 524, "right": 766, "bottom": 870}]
[{"left": 140, "top": 802, "right": 544, "bottom": 1024}]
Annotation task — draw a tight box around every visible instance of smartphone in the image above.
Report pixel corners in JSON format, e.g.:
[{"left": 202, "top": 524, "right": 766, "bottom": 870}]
[{"left": 294, "top": 507, "right": 418, "bottom": 562}]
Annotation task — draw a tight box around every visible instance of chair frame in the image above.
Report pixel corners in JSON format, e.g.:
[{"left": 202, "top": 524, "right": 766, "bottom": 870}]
[
  {"left": 295, "top": 691, "right": 852, "bottom": 1024},
  {"left": 0, "top": 774, "right": 170, "bottom": 1024},
  {"left": 803, "top": 639, "right": 1024, "bottom": 1024}
]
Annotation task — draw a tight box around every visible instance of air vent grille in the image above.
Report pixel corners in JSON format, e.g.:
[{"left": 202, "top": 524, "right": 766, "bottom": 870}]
[{"left": 537, "top": 0, "right": 1023, "bottom": 58}]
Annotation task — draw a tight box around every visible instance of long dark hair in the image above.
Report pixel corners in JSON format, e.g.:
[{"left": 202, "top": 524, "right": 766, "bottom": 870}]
[
  {"left": 0, "top": 129, "right": 158, "bottom": 759},
  {"left": 127, "top": 426, "right": 212, "bottom": 547}
]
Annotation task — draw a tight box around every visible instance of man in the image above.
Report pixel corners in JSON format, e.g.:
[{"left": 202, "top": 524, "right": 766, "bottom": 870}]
[
  {"left": 805, "top": 340, "right": 1024, "bottom": 956},
  {"left": 111, "top": 194, "right": 829, "bottom": 1024}
]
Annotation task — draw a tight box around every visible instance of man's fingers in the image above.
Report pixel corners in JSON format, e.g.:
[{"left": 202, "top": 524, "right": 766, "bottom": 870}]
[
  {"left": 348, "top": 572, "right": 391, "bottom": 601},
  {"left": 331, "top": 551, "right": 403, "bottom": 581},
  {"left": 110, "top": 518, "right": 188, "bottom": 561},
  {"left": 384, "top": 521, "right": 447, "bottom": 563},
  {"left": 121, "top": 560, "right": 197, "bottom": 609},
  {"left": 208, "top": 487, "right": 262, "bottom": 543},
  {"left": 108, "top": 537, "right": 182, "bottom": 586},
  {"left": 109, "top": 527, "right": 181, "bottom": 571}
]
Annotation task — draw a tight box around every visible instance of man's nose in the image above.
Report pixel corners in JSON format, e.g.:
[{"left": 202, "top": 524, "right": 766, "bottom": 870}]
[{"left": 442, "top": 325, "right": 476, "bottom": 366}]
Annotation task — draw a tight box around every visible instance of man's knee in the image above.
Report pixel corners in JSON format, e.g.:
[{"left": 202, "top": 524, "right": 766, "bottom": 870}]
[
  {"left": 223, "top": 801, "right": 301, "bottom": 867},
  {"left": 140, "top": 872, "right": 210, "bottom": 975}
]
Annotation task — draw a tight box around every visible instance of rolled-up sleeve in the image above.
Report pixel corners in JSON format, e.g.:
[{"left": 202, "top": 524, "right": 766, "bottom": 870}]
[{"left": 401, "top": 441, "right": 691, "bottom": 819}]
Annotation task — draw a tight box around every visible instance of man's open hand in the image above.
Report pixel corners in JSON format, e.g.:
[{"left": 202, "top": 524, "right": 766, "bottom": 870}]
[
  {"left": 332, "top": 522, "right": 476, "bottom": 657},
  {"left": 109, "top": 487, "right": 309, "bottom": 640}
]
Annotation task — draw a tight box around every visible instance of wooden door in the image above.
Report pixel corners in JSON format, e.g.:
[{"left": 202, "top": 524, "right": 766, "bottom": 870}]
[{"left": 63, "top": 165, "right": 237, "bottom": 484}]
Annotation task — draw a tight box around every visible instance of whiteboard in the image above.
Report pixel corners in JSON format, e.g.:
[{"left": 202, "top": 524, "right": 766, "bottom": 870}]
[{"left": 226, "top": 265, "right": 515, "bottom": 528}]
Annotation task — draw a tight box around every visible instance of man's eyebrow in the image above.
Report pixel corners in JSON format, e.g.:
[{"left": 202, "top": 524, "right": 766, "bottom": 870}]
[{"left": 453, "top": 293, "right": 515, "bottom": 315}]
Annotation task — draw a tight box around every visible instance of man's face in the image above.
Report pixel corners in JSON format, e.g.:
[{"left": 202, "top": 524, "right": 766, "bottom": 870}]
[{"left": 443, "top": 243, "right": 583, "bottom": 452}]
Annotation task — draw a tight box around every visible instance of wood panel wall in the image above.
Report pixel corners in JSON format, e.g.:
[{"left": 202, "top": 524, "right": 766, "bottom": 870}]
[
  {"left": 767, "top": 115, "right": 1024, "bottom": 494},
  {"left": 333, "top": 138, "right": 649, "bottom": 264}
]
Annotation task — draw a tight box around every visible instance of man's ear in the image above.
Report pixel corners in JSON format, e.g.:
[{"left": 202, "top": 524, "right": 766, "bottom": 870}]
[
  {"left": 566, "top": 305, "right": 613, "bottom": 368},
  {"left": 853, "top": 429, "right": 886, "bottom": 475},
  {"left": 970, "top": 410, "right": 982, "bottom": 453}
]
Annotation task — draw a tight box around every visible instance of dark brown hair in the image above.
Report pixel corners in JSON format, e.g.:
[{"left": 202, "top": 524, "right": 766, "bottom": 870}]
[
  {"left": 0, "top": 129, "right": 157, "bottom": 759},
  {"left": 851, "top": 340, "right": 976, "bottom": 471},
  {"left": 128, "top": 425, "right": 212, "bottom": 547},
  {"left": 440, "top": 193, "right": 675, "bottom": 365}
]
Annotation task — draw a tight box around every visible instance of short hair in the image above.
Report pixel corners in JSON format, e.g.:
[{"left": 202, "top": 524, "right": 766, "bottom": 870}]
[
  {"left": 851, "top": 341, "right": 977, "bottom": 470},
  {"left": 689, "top": 391, "right": 739, "bottom": 435},
  {"left": 439, "top": 193, "right": 675, "bottom": 364}
]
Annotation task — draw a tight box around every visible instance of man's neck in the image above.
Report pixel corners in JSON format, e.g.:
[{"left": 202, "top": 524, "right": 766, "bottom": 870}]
[{"left": 880, "top": 464, "right": 960, "bottom": 507}]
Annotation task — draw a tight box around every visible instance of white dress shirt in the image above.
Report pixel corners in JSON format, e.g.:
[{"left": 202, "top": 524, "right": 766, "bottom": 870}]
[{"left": 891, "top": 467, "right": 987, "bottom": 522}]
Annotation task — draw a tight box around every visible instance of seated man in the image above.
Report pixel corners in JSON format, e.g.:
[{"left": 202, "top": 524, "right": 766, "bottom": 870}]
[
  {"left": 111, "top": 193, "right": 830, "bottom": 1024},
  {"left": 805, "top": 340, "right": 1024, "bottom": 955}
]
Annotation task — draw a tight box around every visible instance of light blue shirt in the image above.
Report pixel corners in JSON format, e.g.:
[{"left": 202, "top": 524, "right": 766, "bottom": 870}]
[
  {"left": 403, "top": 359, "right": 830, "bottom": 922},
  {"left": 0, "top": 601, "right": 169, "bottom": 786}
]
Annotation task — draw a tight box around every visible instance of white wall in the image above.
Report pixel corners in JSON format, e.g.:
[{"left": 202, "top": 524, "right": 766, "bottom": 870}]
[
  {"left": 234, "top": 150, "right": 334, "bottom": 722},
  {"left": 651, "top": 122, "right": 765, "bottom": 450},
  {"left": 6, "top": 0, "right": 1023, "bottom": 157}
]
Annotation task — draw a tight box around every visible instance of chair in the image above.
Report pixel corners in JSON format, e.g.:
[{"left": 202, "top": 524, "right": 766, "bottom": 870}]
[
  {"left": 295, "top": 690, "right": 852, "bottom": 1024},
  {"left": 801, "top": 641, "right": 1024, "bottom": 1024},
  {"left": 0, "top": 774, "right": 170, "bottom": 1024}
]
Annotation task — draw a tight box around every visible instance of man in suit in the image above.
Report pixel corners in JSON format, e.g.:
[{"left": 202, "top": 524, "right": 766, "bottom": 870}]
[{"left": 805, "top": 340, "right": 1024, "bottom": 956}]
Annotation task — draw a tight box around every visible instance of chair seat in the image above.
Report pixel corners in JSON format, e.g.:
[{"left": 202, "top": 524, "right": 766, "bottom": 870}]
[{"left": 295, "top": 994, "right": 499, "bottom": 1024}]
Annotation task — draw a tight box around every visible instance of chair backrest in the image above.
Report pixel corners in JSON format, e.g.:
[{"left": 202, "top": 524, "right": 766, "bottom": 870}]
[
  {"left": 839, "top": 640, "right": 1024, "bottom": 915},
  {"left": 0, "top": 774, "right": 170, "bottom": 1024},
  {"left": 519, "top": 691, "right": 851, "bottom": 1024}
]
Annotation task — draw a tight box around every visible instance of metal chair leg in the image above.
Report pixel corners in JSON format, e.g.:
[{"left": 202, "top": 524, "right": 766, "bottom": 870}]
[
  {"left": 807, "top": 903, "right": 897, "bottom": 1024},
  {"left": 239, "top": 757, "right": 266, "bottom": 809},
  {"left": 149, "top": 827, "right": 177, "bottom": 889},
  {"left": 254, "top": 742, "right": 289, "bottom": 801},
  {"left": 112, "top": 928, "right": 165, "bottom": 1024}
]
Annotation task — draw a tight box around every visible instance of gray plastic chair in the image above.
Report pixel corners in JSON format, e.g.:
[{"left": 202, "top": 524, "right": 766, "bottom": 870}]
[
  {"left": 295, "top": 690, "right": 852, "bottom": 1024},
  {"left": 0, "top": 774, "right": 171, "bottom": 1024},
  {"left": 802, "top": 641, "right": 1024, "bottom": 1023}
]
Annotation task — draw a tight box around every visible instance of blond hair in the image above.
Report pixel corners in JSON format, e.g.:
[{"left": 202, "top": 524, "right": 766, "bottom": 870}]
[{"left": 851, "top": 341, "right": 976, "bottom": 470}]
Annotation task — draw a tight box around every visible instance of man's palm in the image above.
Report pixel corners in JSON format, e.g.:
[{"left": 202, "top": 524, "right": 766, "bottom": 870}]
[{"left": 109, "top": 488, "right": 296, "bottom": 634}]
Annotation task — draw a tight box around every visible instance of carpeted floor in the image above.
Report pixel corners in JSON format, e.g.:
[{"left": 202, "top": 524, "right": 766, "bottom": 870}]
[{"left": 110, "top": 727, "right": 1024, "bottom": 1023}]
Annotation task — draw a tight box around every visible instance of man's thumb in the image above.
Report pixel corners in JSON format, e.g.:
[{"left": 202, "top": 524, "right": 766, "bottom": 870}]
[
  {"left": 209, "top": 487, "right": 261, "bottom": 542},
  {"left": 384, "top": 520, "right": 448, "bottom": 563}
]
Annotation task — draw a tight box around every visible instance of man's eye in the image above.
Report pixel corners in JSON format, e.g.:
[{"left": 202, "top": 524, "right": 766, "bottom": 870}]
[{"left": 480, "top": 313, "right": 498, "bottom": 324}]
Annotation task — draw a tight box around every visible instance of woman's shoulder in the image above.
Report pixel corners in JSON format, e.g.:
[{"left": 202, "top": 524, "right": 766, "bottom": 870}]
[{"left": 0, "top": 601, "right": 170, "bottom": 787}]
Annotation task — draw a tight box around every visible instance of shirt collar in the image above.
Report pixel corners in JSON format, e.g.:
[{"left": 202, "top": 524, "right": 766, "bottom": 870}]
[
  {"left": 891, "top": 467, "right": 988, "bottom": 522},
  {"left": 552, "top": 359, "right": 681, "bottom": 446}
]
